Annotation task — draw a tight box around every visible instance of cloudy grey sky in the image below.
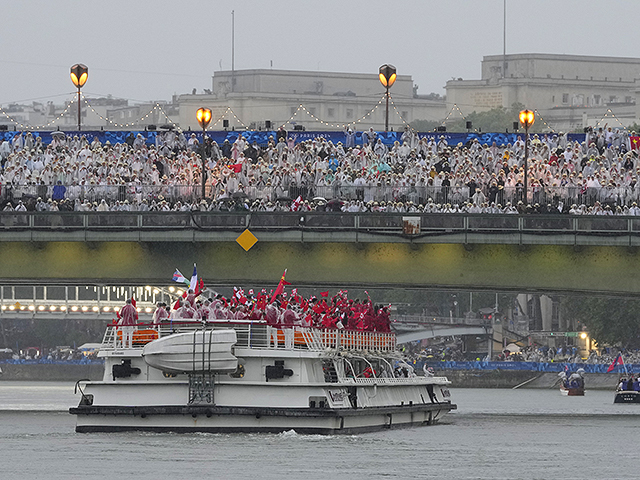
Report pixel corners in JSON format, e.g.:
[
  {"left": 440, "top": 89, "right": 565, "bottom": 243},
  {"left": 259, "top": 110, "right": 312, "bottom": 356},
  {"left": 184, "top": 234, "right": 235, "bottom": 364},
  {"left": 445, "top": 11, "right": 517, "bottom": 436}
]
[{"left": 1, "top": 0, "right": 638, "bottom": 105}]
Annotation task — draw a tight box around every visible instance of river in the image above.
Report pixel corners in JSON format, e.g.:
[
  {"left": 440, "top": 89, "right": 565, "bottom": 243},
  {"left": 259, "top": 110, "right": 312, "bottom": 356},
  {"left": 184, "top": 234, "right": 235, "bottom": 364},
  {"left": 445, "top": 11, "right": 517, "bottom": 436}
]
[{"left": 1, "top": 382, "right": 637, "bottom": 479}]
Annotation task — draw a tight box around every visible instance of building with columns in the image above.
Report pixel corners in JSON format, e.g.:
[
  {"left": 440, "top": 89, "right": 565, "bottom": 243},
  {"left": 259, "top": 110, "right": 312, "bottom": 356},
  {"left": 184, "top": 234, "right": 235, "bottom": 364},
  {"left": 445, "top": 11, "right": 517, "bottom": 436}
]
[
  {"left": 178, "top": 69, "right": 446, "bottom": 132},
  {"left": 446, "top": 53, "right": 640, "bottom": 132}
]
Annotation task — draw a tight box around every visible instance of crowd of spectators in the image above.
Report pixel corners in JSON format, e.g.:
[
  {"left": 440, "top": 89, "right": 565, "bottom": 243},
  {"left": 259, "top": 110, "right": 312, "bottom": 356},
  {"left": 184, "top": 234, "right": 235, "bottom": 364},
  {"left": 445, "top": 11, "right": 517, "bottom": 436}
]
[
  {"left": 0, "top": 345, "right": 97, "bottom": 364},
  {"left": 500, "top": 344, "right": 640, "bottom": 365},
  {"left": 1, "top": 125, "right": 640, "bottom": 215}
]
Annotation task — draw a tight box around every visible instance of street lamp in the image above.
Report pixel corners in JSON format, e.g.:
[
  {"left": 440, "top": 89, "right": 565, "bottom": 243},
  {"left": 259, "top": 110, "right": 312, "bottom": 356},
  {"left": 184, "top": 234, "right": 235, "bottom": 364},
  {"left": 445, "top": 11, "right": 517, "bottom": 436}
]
[
  {"left": 379, "top": 64, "right": 396, "bottom": 132},
  {"left": 519, "top": 109, "right": 535, "bottom": 205},
  {"left": 196, "top": 107, "right": 212, "bottom": 199},
  {"left": 70, "top": 64, "right": 88, "bottom": 131}
]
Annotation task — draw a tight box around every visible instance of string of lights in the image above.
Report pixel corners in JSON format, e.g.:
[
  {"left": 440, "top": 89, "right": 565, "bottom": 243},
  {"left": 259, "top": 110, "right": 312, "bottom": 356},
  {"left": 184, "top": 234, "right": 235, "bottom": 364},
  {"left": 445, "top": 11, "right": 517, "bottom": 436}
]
[
  {"left": 0, "top": 95, "right": 76, "bottom": 130},
  {"left": 594, "top": 108, "right": 627, "bottom": 129},
  {"left": 388, "top": 97, "right": 413, "bottom": 128},
  {"left": 278, "top": 96, "right": 387, "bottom": 130},
  {"left": 226, "top": 107, "right": 248, "bottom": 129},
  {"left": 208, "top": 107, "right": 232, "bottom": 128},
  {"left": 532, "top": 109, "right": 556, "bottom": 133},
  {"left": 82, "top": 95, "right": 162, "bottom": 129},
  {"left": 155, "top": 104, "right": 182, "bottom": 132}
]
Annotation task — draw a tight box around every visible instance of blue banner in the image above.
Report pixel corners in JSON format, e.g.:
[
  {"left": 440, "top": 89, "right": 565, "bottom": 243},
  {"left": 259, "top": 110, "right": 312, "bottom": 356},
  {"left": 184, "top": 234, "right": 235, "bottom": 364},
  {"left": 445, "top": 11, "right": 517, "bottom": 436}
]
[
  {"left": 0, "top": 130, "right": 586, "bottom": 148},
  {"left": 418, "top": 360, "right": 640, "bottom": 374},
  {"left": 0, "top": 358, "right": 103, "bottom": 365}
]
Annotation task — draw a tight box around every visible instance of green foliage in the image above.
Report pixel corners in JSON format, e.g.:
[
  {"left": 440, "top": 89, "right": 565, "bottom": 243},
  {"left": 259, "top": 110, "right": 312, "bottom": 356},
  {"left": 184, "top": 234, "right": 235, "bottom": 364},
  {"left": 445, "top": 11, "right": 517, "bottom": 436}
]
[
  {"left": 443, "top": 102, "right": 553, "bottom": 134},
  {"left": 561, "top": 296, "right": 640, "bottom": 348},
  {"left": 625, "top": 123, "right": 640, "bottom": 135}
]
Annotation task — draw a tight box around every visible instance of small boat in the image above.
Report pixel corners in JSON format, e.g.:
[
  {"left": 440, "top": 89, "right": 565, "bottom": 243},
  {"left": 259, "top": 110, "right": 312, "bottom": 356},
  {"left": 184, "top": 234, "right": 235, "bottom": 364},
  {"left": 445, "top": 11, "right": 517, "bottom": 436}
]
[
  {"left": 614, "top": 376, "right": 640, "bottom": 403},
  {"left": 558, "top": 369, "right": 585, "bottom": 396}
]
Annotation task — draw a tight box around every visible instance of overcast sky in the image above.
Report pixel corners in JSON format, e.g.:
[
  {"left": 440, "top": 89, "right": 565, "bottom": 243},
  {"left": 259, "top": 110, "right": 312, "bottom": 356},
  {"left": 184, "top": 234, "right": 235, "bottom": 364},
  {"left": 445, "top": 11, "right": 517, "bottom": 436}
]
[{"left": 2, "top": 0, "right": 639, "bottom": 106}]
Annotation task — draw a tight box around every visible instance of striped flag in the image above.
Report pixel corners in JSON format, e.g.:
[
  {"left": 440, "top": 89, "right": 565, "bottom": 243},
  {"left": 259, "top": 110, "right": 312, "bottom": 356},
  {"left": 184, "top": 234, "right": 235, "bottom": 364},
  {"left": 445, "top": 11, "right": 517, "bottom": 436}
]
[
  {"left": 189, "top": 264, "right": 198, "bottom": 291},
  {"left": 172, "top": 269, "right": 190, "bottom": 285}
]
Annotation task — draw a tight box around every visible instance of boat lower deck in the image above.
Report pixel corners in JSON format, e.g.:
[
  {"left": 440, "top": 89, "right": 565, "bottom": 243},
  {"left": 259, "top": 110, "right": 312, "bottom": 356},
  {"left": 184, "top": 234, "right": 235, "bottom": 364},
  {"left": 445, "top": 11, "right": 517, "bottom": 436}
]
[{"left": 70, "top": 402, "right": 456, "bottom": 434}]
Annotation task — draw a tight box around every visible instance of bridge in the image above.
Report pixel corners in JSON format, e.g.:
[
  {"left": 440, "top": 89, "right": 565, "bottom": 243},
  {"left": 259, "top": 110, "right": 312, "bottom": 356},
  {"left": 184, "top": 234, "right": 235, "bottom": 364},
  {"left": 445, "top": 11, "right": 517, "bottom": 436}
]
[
  {"left": 393, "top": 316, "right": 490, "bottom": 343},
  {"left": 1, "top": 211, "right": 640, "bottom": 295}
]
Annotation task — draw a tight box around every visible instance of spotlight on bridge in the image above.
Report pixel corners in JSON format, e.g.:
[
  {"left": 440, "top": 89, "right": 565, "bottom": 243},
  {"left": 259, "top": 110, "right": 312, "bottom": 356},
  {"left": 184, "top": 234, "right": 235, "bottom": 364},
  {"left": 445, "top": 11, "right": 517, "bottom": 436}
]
[
  {"left": 519, "top": 109, "right": 535, "bottom": 205},
  {"left": 379, "top": 64, "right": 396, "bottom": 132}
]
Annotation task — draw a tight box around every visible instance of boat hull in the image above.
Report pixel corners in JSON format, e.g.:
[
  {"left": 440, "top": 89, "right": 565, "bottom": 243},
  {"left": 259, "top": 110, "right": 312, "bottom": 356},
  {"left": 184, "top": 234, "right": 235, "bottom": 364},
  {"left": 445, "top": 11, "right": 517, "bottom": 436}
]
[
  {"left": 614, "top": 390, "right": 640, "bottom": 403},
  {"left": 70, "top": 402, "right": 456, "bottom": 434},
  {"left": 560, "top": 386, "right": 585, "bottom": 396}
]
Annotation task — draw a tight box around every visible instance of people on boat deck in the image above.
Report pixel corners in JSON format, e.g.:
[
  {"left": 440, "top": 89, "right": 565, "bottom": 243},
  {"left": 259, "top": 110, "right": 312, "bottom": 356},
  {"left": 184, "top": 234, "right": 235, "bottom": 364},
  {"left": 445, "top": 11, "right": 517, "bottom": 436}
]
[
  {"left": 118, "top": 299, "right": 138, "bottom": 348},
  {"left": 165, "top": 287, "right": 392, "bottom": 337},
  {"left": 152, "top": 302, "right": 168, "bottom": 325},
  {"left": 618, "top": 375, "right": 639, "bottom": 391}
]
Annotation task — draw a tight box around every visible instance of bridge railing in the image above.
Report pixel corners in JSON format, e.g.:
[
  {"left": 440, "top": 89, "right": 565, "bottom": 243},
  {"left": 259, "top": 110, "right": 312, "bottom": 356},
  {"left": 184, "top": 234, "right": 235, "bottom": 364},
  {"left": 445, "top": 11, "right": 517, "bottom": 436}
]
[
  {"left": 1, "top": 211, "right": 639, "bottom": 238},
  {"left": 1, "top": 184, "right": 635, "bottom": 208},
  {"left": 393, "top": 315, "right": 489, "bottom": 326}
]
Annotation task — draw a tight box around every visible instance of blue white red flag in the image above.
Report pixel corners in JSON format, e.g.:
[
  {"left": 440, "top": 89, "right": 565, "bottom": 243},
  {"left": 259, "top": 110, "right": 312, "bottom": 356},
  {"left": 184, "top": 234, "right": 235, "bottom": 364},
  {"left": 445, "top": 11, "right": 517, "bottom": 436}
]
[
  {"left": 607, "top": 353, "right": 624, "bottom": 373},
  {"left": 189, "top": 264, "right": 198, "bottom": 291}
]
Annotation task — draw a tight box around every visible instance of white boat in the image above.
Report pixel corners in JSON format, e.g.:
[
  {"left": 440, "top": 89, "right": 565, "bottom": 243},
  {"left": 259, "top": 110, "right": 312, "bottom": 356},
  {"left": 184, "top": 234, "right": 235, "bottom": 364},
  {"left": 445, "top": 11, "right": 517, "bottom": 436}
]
[{"left": 70, "top": 321, "right": 456, "bottom": 434}]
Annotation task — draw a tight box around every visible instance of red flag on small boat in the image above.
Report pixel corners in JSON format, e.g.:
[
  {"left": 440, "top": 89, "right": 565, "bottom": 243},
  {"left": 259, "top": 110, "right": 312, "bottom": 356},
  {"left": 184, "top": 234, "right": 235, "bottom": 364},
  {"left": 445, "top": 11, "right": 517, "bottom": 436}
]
[{"left": 607, "top": 353, "right": 623, "bottom": 373}]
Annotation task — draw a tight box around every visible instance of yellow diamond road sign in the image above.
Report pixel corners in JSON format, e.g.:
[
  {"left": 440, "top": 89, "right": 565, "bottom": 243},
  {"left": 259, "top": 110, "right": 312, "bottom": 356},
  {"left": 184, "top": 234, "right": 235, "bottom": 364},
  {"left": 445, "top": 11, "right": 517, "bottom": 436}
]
[{"left": 236, "top": 229, "right": 258, "bottom": 251}]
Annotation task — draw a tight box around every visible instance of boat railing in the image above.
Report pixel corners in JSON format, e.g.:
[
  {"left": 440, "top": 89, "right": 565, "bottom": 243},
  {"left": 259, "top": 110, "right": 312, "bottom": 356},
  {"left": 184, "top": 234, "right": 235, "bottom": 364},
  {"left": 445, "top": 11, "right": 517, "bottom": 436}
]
[
  {"left": 100, "top": 321, "right": 397, "bottom": 353},
  {"left": 348, "top": 376, "right": 450, "bottom": 385}
]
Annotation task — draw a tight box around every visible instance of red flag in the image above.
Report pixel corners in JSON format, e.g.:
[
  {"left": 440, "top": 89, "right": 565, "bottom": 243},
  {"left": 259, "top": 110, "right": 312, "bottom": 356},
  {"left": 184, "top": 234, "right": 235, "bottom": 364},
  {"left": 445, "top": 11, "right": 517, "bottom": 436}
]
[
  {"left": 195, "top": 278, "right": 205, "bottom": 296},
  {"left": 320, "top": 291, "right": 329, "bottom": 297},
  {"left": 131, "top": 297, "right": 136, "bottom": 308},
  {"left": 630, "top": 136, "right": 640, "bottom": 150},
  {"left": 270, "top": 269, "right": 291, "bottom": 303},
  {"left": 607, "top": 353, "right": 623, "bottom": 373},
  {"left": 291, "top": 195, "right": 302, "bottom": 211}
]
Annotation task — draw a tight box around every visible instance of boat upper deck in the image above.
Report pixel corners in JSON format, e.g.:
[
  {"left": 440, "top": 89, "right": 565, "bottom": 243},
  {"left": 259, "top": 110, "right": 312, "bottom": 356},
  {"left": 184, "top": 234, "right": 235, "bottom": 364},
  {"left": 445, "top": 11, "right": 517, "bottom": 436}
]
[{"left": 100, "top": 321, "right": 397, "bottom": 354}]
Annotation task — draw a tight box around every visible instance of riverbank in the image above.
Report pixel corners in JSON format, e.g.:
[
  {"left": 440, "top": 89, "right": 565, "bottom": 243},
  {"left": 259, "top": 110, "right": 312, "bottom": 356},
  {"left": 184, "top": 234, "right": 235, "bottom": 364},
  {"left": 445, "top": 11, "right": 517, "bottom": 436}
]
[
  {"left": 441, "top": 369, "right": 619, "bottom": 389},
  {"left": 0, "top": 364, "right": 622, "bottom": 388},
  {"left": 0, "top": 363, "right": 103, "bottom": 381}
]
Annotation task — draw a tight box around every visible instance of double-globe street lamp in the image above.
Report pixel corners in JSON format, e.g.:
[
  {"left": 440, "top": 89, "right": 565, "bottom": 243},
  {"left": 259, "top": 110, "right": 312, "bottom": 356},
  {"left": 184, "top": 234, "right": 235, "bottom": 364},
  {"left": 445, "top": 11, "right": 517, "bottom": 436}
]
[
  {"left": 379, "top": 64, "right": 396, "bottom": 132},
  {"left": 70, "top": 64, "right": 88, "bottom": 131},
  {"left": 196, "top": 107, "right": 212, "bottom": 199},
  {"left": 519, "top": 109, "right": 535, "bottom": 205}
]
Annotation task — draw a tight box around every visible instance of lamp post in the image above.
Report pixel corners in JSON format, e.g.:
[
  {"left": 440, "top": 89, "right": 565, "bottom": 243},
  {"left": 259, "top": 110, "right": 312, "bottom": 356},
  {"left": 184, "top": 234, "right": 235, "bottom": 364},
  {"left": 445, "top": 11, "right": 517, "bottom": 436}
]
[
  {"left": 70, "top": 64, "right": 88, "bottom": 131},
  {"left": 519, "top": 109, "right": 535, "bottom": 205},
  {"left": 196, "top": 107, "right": 212, "bottom": 200},
  {"left": 379, "top": 64, "right": 396, "bottom": 132}
]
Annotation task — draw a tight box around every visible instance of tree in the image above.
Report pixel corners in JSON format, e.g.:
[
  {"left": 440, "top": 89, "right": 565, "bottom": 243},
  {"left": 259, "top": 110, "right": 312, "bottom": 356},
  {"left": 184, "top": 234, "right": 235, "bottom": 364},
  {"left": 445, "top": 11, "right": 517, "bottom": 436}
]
[
  {"left": 443, "top": 103, "right": 532, "bottom": 134},
  {"left": 561, "top": 296, "right": 640, "bottom": 348}
]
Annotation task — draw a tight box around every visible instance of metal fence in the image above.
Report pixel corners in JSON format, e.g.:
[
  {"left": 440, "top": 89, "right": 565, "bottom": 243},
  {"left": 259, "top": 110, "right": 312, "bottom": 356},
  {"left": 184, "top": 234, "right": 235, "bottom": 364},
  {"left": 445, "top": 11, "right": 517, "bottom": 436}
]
[
  {"left": 1, "top": 183, "right": 638, "bottom": 208},
  {"left": 1, "top": 211, "right": 640, "bottom": 236}
]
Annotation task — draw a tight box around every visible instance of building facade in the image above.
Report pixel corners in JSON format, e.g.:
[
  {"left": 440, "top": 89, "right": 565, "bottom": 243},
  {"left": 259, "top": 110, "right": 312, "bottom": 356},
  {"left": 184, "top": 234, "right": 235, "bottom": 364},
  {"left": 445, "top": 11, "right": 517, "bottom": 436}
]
[
  {"left": 446, "top": 54, "right": 640, "bottom": 132},
  {"left": 178, "top": 69, "right": 446, "bottom": 132}
]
